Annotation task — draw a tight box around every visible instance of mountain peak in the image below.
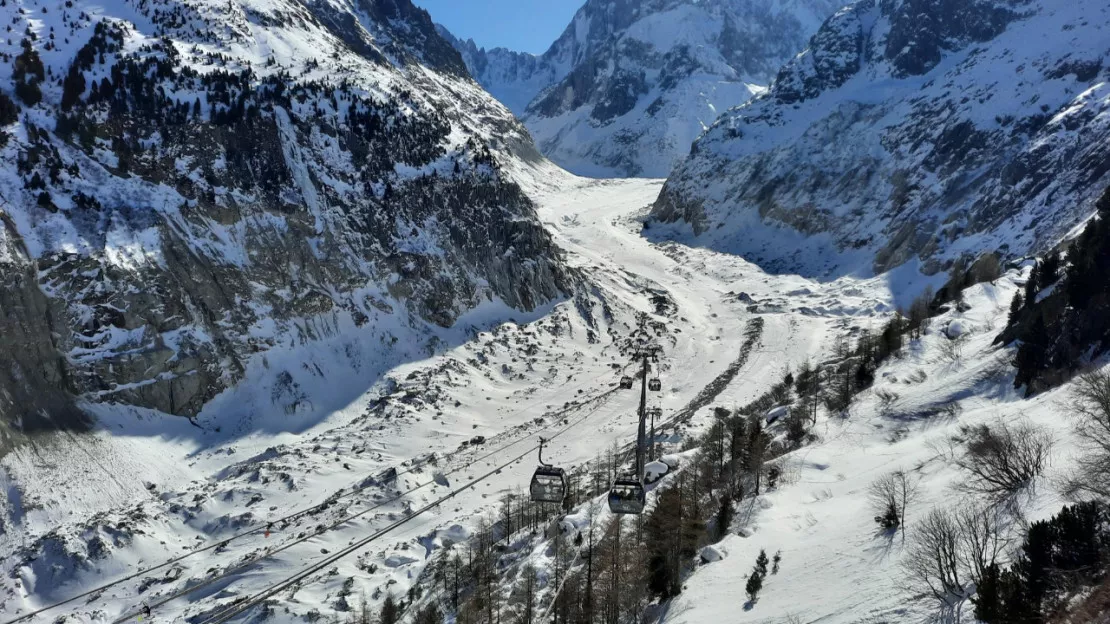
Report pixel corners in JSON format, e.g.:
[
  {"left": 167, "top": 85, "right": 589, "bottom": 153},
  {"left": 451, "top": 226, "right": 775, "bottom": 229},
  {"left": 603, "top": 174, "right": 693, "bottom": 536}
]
[
  {"left": 443, "top": 0, "right": 842, "bottom": 177},
  {"left": 650, "top": 0, "right": 1110, "bottom": 276}
]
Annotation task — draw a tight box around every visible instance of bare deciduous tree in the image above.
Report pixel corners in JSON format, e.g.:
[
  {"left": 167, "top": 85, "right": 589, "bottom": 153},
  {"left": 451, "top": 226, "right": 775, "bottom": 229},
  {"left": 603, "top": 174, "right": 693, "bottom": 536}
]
[
  {"left": 954, "top": 505, "right": 1007, "bottom": 585},
  {"left": 908, "top": 287, "right": 934, "bottom": 340},
  {"left": 904, "top": 509, "right": 969, "bottom": 607},
  {"left": 939, "top": 334, "right": 966, "bottom": 366},
  {"left": 868, "top": 469, "right": 919, "bottom": 541},
  {"left": 875, "top": 388, "right": 901, "bottom": 419},
  {"left": 903, "top": 504, "right": 1009, "bottom": 616},
  {"left": 953, "top": 420, "right": 1053, "bottom": 502},
  {"left": 1065, "top": 369, "right": 1110, "bottom": 500}
]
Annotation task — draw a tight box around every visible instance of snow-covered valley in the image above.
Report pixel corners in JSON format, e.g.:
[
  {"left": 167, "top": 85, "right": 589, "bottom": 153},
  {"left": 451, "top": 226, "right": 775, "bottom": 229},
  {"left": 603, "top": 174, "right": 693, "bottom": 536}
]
[
  {"left": 5, "top": 165, "right": 1097, "bottom": 623},
  {"left": 0, "top": 169, "right": 903, "bottom": 622},
  {"left": 3, "top": 0, "right": 1110, "bottom": 621}
]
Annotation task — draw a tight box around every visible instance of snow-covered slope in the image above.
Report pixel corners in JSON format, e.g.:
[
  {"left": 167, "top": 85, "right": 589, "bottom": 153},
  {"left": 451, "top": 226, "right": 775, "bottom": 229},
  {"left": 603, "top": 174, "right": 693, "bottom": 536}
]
[
  {"left": 650, "top": 0, "right": 1110, "bottom": 277},
  {"left": 654, "top": 266, "right": 1089, "bottom": 624},
  {"left": 0, "top": 168, "right": 893, "bottom": 623},
  {"left": 0, "top": 0, "right": 567, "bottom": 448},
  {"left": 443, "top": 0, "right": 842, "bottom": 178},
  {"left": 3, "top": 170, "right": 1105, "bottom": 624}
]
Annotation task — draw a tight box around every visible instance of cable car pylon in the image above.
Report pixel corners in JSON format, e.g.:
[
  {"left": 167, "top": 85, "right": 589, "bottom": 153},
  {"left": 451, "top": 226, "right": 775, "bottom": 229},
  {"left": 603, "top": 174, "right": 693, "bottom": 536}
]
[
  {"left": 608, "top": 344, "right": 661, "bottom": 515},
  {"left": 647, "top": 407, "right": 662, "bottom": 462}
]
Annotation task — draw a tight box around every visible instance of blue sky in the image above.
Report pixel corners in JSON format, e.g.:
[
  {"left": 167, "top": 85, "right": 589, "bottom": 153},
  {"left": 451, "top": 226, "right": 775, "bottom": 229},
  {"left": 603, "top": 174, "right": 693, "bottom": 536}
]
[{"left": 412, "top": 0, "right": 582, "bottom": 54}]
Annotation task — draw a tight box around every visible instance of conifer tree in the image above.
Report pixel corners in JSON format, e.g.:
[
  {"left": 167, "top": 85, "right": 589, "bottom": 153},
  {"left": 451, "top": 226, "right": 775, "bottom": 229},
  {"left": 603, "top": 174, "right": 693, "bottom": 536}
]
[
  {"left": 745, "top": 550, "right": 768, "bottom": 603},
  {"left": 1014, "top": 313, "right": 1048, "bottom": 393},
  {"left": 1007, "top": 291, "right": 1023, "bottom": 325},
  {"left": 1040, "top": 250, "right": 1061, "bottom": 286},
  {"left": 380, "top": 593, "right": 399, "bottom": 624}
]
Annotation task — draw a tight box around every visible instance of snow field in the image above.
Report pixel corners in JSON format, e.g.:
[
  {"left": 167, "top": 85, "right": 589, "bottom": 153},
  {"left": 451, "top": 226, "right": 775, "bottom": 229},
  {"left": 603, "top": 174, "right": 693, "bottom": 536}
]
[{"left": 2, "top": 170, "right": 1064, "bottom": 624}]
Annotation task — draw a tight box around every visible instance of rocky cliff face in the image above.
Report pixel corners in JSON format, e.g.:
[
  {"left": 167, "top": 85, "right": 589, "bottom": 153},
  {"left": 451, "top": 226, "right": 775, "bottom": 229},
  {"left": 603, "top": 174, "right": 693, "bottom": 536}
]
[
  {"left": 443, "top": 0, "right": 841, "bottom": 177},
  {"left": 649, "top": 0, "right": 1110, "bottom": 276},
  {"left": 0, "top": 0, "right": 568, "bottom": 449}
]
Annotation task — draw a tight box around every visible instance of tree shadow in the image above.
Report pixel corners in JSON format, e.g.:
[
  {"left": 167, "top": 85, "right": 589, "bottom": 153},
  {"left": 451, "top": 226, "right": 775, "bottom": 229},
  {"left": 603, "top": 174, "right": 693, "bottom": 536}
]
[{"left": 863, "top": 526, "right": 903, "bottom": 564}]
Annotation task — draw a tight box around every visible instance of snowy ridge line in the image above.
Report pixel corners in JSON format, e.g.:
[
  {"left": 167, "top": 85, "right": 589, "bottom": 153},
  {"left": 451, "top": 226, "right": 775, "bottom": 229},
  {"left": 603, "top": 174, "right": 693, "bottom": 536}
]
[
  {"left": 195, "top": 397, "right": 621, "bottom": 624},
  {"left": 7, "top": 385, "right": 623, "bottom": 624},
  {"left": 108, "top": 389, "right": 624, "bottom": 624}
]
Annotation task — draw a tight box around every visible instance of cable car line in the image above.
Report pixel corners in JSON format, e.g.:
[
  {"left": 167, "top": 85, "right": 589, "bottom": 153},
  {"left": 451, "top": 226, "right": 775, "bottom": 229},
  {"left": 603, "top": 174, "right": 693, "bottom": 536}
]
[
  {"left": 194, "top": 342, "right": 664, "bottom": 623},
  {"left": 195, "top": 398, "right": 620, "bottom": 624},
  {"left": 107, "top": 390, "right": 623, "bottom": 624},
  {"left": 4, "top": 378, "right": 624, "bottom": 624},
  {"left": 607, "top": 343, "right": 662, "bottom": 515},
  {"left": 200, "top": 446, "right": 542, "bottom": 624}
]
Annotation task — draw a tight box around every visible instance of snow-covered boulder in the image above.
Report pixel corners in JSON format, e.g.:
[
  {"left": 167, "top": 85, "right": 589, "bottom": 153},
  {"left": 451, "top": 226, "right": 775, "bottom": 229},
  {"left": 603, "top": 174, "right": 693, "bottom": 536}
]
[
  {"left": 644, "top": 461, "right": 671, "bottom": 484},
  {"left": 700, "top": 545, "right": 726, "bottom": 563},
  {"left": 384, "top": 553, "right": 419, "bottom": 568},
  {"left": 946, "top": 320, "right": 970, "bottom": 339},
  {"left": 765, "top": 405, "right": 790, "bottom": 424},
  {"left": 559, "top": 519, "right": 580, "bottom": 536},
  {"left": 659, "top": 454, "right": 682, "bottom": 470}
]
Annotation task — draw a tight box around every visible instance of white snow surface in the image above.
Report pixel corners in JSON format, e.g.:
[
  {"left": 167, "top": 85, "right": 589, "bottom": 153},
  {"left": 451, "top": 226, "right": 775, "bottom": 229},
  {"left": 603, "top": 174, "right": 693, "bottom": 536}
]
[{"left": 0, "top": 164, "right": 1100, "bottom": 624}]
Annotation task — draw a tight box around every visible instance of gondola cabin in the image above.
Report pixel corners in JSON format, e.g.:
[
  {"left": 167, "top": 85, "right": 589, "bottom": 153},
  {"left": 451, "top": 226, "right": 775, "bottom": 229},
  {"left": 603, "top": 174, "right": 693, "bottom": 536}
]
[
  {"left": 648, "top": 377, "right": 661, "bottom": 391},
  {"left": 619, "top": 376, "right": 634, "bottom": 390},
  {"left": 530, "top": 466, "right": 567, "bottom": 503},
  {"left": 608, "top": 476, "right": 646, "bottom": 515}
]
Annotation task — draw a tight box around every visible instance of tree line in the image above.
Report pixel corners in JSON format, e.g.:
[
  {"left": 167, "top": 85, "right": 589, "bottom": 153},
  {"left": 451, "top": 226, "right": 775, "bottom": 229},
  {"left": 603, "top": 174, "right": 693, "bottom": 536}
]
[
  {"left": 1001, "top": 186, "right": 1110, "bottom": 394},
  {"left": 409, "top": 369, "right": 823, "bottom": 624}
]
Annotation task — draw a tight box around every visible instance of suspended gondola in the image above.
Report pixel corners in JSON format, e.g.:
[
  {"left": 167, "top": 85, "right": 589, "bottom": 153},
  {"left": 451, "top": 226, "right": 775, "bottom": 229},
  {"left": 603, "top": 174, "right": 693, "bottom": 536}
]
[
  {"left": 648, "top": 377, "right": 661, "bottom": 391},
  {"left": 607, "top": 473, "right": 646, "bottom": 515},
  {"left": 529, "top": 438, "right": 567, "bottom": 503},
  {"left": 619, "top": 375, "right": 634, "bottom": 390}
]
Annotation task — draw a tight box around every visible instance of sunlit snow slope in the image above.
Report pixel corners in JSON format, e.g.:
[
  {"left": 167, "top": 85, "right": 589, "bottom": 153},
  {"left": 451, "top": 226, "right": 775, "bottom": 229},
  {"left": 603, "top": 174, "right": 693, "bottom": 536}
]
[
  {"left": 1, "top": 167, "right": 906, "bottom": 622},
  {"left": 652, "top": 0, "right": 1110, "bottom": 276}
]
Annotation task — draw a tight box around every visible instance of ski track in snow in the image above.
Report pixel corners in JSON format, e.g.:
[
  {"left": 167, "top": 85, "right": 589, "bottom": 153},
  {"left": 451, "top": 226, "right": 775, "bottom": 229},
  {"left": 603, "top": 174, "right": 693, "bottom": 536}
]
[{"left": 0, "top": 171, "right": 1083, "bottom": 624}]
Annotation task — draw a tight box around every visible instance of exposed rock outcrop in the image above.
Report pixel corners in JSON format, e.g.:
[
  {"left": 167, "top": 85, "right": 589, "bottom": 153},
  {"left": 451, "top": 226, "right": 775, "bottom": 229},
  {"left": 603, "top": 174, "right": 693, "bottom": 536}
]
[
  {"left": 0, "top": 0, "right": 569, "bottom": 449},
  {"left": 650, "top": 0, "right": 1110, "bottom": 276}
]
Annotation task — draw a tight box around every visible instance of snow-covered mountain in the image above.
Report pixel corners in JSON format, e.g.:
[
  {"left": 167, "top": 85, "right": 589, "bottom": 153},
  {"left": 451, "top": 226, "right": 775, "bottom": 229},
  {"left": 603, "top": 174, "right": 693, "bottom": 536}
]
[
  {"left": 442, "top": 0, "right": 842, "bottom": 177},
  {"left": 649, "top": 0, "right": 1110, "bottom": 276},
  {"left": 7, "top": 1, "right": 1110, "bottom": 623},
  {"left": 0, "top": 0, "right": 569, "bottom": 450}
]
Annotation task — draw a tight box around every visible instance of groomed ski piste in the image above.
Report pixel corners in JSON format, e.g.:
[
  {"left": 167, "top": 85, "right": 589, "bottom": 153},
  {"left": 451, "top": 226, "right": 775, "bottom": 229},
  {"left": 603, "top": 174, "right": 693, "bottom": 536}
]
[{"left": 0, "top": 164, "right": 1086, "bottom": 623}]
